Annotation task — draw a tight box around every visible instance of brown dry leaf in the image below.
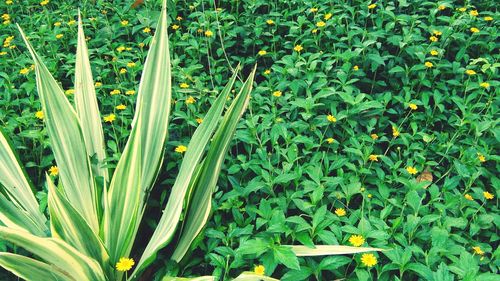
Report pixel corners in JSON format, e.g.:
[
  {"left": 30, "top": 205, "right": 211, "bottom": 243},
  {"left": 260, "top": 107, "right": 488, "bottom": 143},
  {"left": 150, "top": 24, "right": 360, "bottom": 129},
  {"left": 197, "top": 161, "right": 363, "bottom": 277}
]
[
  {"left": 417, "top": 167, "right": 433, "bottom": 189},
  {"left": 131, "top": 0, "right": 144, "bottom": 9}
]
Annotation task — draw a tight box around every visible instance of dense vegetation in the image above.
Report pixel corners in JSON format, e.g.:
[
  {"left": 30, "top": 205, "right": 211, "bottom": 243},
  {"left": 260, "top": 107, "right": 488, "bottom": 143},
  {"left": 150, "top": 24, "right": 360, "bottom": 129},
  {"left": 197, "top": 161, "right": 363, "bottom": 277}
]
[{"left": 0, "top": 0, "right": 498, "bottom": 280}]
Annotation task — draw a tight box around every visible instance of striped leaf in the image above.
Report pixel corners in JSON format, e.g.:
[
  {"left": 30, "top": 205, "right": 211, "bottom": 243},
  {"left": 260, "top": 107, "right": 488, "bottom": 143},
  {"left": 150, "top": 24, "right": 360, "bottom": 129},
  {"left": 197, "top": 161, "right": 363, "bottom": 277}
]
[
  {"left": 171, "top": 66, "right": 256, "bottom": 262},
  {"left": 17, "top": 25, "right": 99, "bottom": 232},
  {"left": 47, "top": 175, "right": 112, "bottom": 277},
  {"left": 0, "top": 226, "right": 106, "bottom": 281},
  {"left": 104, "top": 0, "right": 171, "bottom": 262},
  {"left": 288, "top": 245, "right": 384, "bottom": 256},
  {"left": 0, "top": 253, "right": 72, "bottom": 281},
  {"left": 131, "top": 66, "right": 242, "bottom": 278},
  {"left": 162, "top": 277, "right": 215, "bottom": 281},
  {"left": 0, "top": 129, "right": 47, "bottom": 236},
  {"left": 75, "top": 12, "right": 108, "bottom": 184},
  {"left": 233, "top": 272, "right": 279, "bottom": 281}
]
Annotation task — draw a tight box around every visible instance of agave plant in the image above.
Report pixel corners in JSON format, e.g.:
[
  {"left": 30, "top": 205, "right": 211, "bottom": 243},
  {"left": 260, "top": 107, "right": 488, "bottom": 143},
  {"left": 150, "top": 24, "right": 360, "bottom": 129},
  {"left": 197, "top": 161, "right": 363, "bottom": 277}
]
[{"left": 0, "top": 2, "right": 382, "bottom": 281}]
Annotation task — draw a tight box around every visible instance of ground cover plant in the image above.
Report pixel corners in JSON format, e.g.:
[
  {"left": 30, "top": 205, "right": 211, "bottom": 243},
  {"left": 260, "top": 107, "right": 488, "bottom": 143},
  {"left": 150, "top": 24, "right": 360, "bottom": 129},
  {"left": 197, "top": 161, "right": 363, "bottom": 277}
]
[{"left": 0, "top": 0, "right": 498, "bottom": 280}]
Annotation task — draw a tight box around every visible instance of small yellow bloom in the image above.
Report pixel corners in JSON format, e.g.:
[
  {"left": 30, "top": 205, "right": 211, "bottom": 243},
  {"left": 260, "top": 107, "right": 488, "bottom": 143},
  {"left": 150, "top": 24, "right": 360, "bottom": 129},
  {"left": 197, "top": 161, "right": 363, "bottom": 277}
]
[
  {"left": 429, "top": 36, "right": 438, "bottom": 42},
  {"left": 53, "top": 21, "right": 61, "bottom": 27},
  {"left": 0, "top": 51, "right": 6, "bottom": 56},
  {"left": 370, "top": 133, "right": 378, "bottom": 140},
  {"left": 116, "top": 46, "right": 126, "bottom": 52},
  {"left": 104, "top": 114, "right": 116, "bottom": 123},
  {"left": 258, "top": 50, "right": 267, "bottom": 56},
  {"left": 48, "top": 166, "right": 59, "bottom": 176},
  {"left": 2, "top": 14, "right": 10, "bottom": 20},
  {"left": 254, "top": 265, "right": 265, "bottom": 276},
  {"left": 138, "top": 42, "right": 145, "bottom": 48},
  {"left": 469, "top": 10, "right": 478, "bottom": 17},
  {"left": 472, "top": 246, "right": 484, "bottom": 255},
  {"left": 115, "top": 257, "right": 134, "bottom": 272},
  {"left": 67, "top": 20, "right": 76, "bottom": 26},
  {"left": 119, "top": 68, "right": 127, "bottom": 74},
  {"left": 126, "top": 90, "right": 136, "bottom": 95},
  {"left": 392, "top": 126, "right": 400, "bottom": 137},
  {"left": 264, "top": 69, "right": 271, "bottom": 75},
  {"left": 438, "top": 5, "right": 446, "bottom": 11},
  {"left": 186, "top": 96, "right": 195, "bottom": 104},
  {"left": 430, "top": 50, "right": 439, "bottom": 56},
  {"left": 311, "top": 29, "right": 318, "bottom": 34},
  {"left": 483, "top": 191, "right": 494, "bottom": 200},
  {"left": 65, "top": 89, "right": 75, "bottom": 95},
  {"left": 110, "top": 89, "right": 121, "bottom": 95},
  {"left": 273, "top": 90, "right": 282, "bottom": 97},
  {"left": 116, "top": 104, "right": 126, "bottom": 110},
  {"left": 324, "top": 13, "right": 332, "bottom": 20},
  {"left": 19, "top": 68, "right": 29, "bottom": 75},
  {"left": 409, "top": 103, "right": 418, "bottom": 110},
  {"left": 484, "top": 16, "right": 493, "bottom": 21},
  {"left": 172, "top": 24, "right": 180, "bottom": 30},
  {"left": 40, "top": 0, "right": 49, "bottom": 6},
  {"left": 30, "top": 64, "right": 35, "bottom": 71},
  {"left": 470, "top": 27, "right": 479, "bottom": 33},
  {"left": 479, "top": 82, "right": 490, "bottom": 88},
  {"left": 353, "top": 65, "right": 359, "bottom": 71},
  {"left": 335, "top": 208, "right": 346, "bottom": 216},
  {"left": 121, "top": 20, "right": 129, "bottom": 26},
  {"left": 266, "top": 19, "right": 274, "bottom": 25},
  {"left": 143, "top": 27, "right": 151, "bottom": 33},
  {"left": 465, "top": 69, "right": 476, "bottom": 75},
  {"left": 368, "top": 154, "right": 378, "bottom": 162},
  {"left": 406, "top": 166, "right": 418, "bottom": 175},
  {"left": 316, "top": 21, "right": 326, "bottom": 27},
  {"left": 127, "top": 62, "right": 136, "bottom": 68},
  {"left": 349, "top": 235, "right": 364, "bottom": 247},
  {"left": 368, "top": 4, "right": 377, "bottom": 9},
  {"left": 327, "top": 114, "right": 337, "bottom": 123},
  {"left": 367, "top": 193, "right": 373, "bottom": 198},
  {"left": 361, "top": 253, "right": 377, "bottom": 267},
  {"left": 205, "top": 30, "right": 213, "bottom": 37},
  {"left": 425, "top": 61, "right": 433, "bottom": 68},
  {"left": 180, "top": 83, "right": 189, "bottom": 89},
  {"left": 95, "top": 82, "right": 102, "bottom": 87},
  {"left": 196, "top": 118, "right": 203, "bottom": 124},
  {"left": 458, "top": 7, "right": 467, "bottom": 12},
  {"left": 309, "top": 8, "right": 318, "bottom": 13},
  {"left": 464, "top": 194, "right": 473, "bottom": 201},
  {"left": 35, "top": 111, "right": 44, "bottom": 120},
  {"left": 55, "top": 34, "right": 63, "bottom": 39},
  {"left": 176, "top": 16, "right": 183, "bottom": 21},
  {"left": 175, "top": 145, "right": 187, "bottom": 153},
  {"left": 433, "top": 30, "right": 442, "bottom": 36},
  {"left": 6, "top": 0, "right": 13, "bottom": 4},
  {"left": 293, "top": 44, "right": 303, "bottom": 52},
  {"left": 326, "top": 138, "right": 334, "bottom": 144}
]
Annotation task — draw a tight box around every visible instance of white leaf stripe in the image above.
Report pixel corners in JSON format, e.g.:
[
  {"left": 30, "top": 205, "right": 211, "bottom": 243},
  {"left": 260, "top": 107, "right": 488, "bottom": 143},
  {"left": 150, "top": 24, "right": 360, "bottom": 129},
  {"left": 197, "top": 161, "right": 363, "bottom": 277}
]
[
  {"left": 288, "top": 245, "right": 384, "bottom": 256},
  {"left": 0, "top": 253, "right": 73, "bottom": 281}
]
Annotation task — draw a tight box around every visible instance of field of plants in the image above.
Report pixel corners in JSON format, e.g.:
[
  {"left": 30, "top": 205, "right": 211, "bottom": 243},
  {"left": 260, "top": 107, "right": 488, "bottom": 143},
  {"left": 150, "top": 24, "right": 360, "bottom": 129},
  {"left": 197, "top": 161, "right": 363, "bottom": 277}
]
[{"left": 0, "top": 0, "right": 498, "bottom": 280}]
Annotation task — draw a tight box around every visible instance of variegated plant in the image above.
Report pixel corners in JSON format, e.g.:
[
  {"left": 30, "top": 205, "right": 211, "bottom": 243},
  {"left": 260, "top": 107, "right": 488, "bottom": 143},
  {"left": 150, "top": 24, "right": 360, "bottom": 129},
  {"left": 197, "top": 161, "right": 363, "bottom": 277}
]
[{"left": 0, "top": 2, "right": 382, "bottom": 281}]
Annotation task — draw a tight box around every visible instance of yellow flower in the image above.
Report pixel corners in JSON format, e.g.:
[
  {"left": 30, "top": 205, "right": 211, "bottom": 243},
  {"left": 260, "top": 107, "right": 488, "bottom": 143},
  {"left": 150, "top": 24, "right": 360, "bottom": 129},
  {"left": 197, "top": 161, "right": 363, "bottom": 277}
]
[
  {"left": 327, "top": 114, "right": 337, "bottom": 123},
  {"left": 180, "top": 83, "right": 189, "bottom": 89},
  {"left": 392, "top": 126, "right": 400, "bottom": 137},
  {"left": 115, "top": 257, "right": 134, "bottom": 272},
  {"left": 369, "top": 154, "right": 378, "bottom": 162},
  {"left": 121, "top": 20, "right": 129, "bottom": 26},
  {"left": 367, "top": 194, "right": 373, "bottom": 198},
  {"left": 316, "top": 21, "right": 326, "bottom": 27},
  {"left": 172, "top": 24, "right": 180, "bottom": 30},
  {"left": 30, "top": 64, "right": 35, "bottom": 71},
  {"left": 266, "top": 19, "right": 274, "bottom": 25},
  {"left": 116, "top": 46, "right": 126, "bottom": 52},
  {"left": 175, "top": 145, "right": 187, "bottom": 153},
  {"left": 205, "top": 30, "right": 213, "bottom": 37},
  {"left": 48, "top": 166, "right": 59, "bottom": 176},
  {"left": 361, "top": 253, "right": 377, "bottom": 267},
  {"left": 465, "top": 69, "right": 476, "bottom": 75},
  {"left": 138, "top": 42, "right": 145, "bottom": 48},
  {"left": 196, "top": 118, "right": 203, "bottom": 124},
  {"left": 143, "top": 27, "right": 151, "bottom": 33},
  {"left": 464, "top": 194, "right": 473, "bottom": 201},
  {"left": 2, "top": 14, "right": 10, "bottom": 20},
  {"left": 116, "top": 104, "right": 126, "bottom": 110},
  {"left": 293, "top": 45, "right": 303, "bottom": 52},
  {"left": 67, "top": 20, "right": 76, "bottom": 26},
  {"left": 54, "top": 33, "right": 64, "bottom": 39},
  {"left": 368, "top": 4, "right": 377, "bottom": 9},
  {"left": 409, "top": 103, "right": 418, "bottom": 110},
  {"left": 406, "top": 166, "right": 418, "bottom": 175},
  {"left": 309, "top": 8, "right": 318, "bottom": 13},
  {"left": 326, "top": 138, "right": 334, "bottom": 144},
  {"left": 438, "top": 5, "right": 446, "bottom": 11},
  {"left": 0, "top": 51, "right": 6, "bottom": 56},
  {"left": 458, "top": 7, "right": 466, "bottom": 12},
  {"left": 370, "top": 133, "right": 378, "bottom": 140},
  {"left": 176, "top": 16, "right": 183, "bottom": 21},
  {"left": 273, "top": 90, "right": 282, "bottom": 97},
  {"left": 264, "top": 69, "right": 271, "bottom": 75},
  {"left": 472, "top": 246, "right": 484, "bottom": 256},
  {"left": 186, "top": 96, "right": 195, "bottom": 104},
  {"left": 483, "top": 191, "right": 494, "bottom": 200},
  {"left": 6, "top": 0, "right": 13, "bottom": 4},
  {"left": 429, "top": 36, "right": 438, "bottom": 42},
  {"left": 311, "top": 29, "right": 318, "bottom": 34},
  {"left": 433, "top": 30, "right": 442, "bottom": 36},
  {"left": 110, "top": 89, "right": 121, "bottom": 95},
  {"left": 127, "top": 62, "right": 136, "bottom": 68},
  {"left": 126, "top": 90, "right": 136, "bottom": 95},
  {"left": 104, "top": 114, "right": 116, "bottom": 123},
  {"left": 254, "top": 265, "right": 265, "bottom": 276},
  {"left": 19, "top": 68, "right": 29, "bottom": 75},
  {"left": 324, "top": 13, "right": 332, "bottom": 20},
  {"left": 470, "top": 27, "right": 479, "bottom": 33},
  {"left": 35, "top": 111, "right": 44, "bottom": 120},
  {"left": 349, "top": 235, "right": 364, "bottom": 247},
  {"left": 119, "top": 68, "right": 127, "bottom": 74},
  {"left": 479, "top": 82, "right": 490, "bottom": 88},
  {"left": 484, "top": 16, "right": 493, "bottom": 21},
  {"left": 353, "top": 65, "right": 359, "bottom": 71},
  {"left": 40, "top": 0, "right": 49, "bottom": 6},
  {"left": 430, "top": 50, "right": 439, "bottom": 56},
  {"left": 258, "top": 50, "right": 267, "bottom": 56},
  {"left": 469, "top": 10, "right": 478, "bottom": 17},
  {"left": 95, "top": 82, "right": 102, "bottom": 87},
  {"left": 425, "top": 61, "right": 433, "bottom": 68},
  {"left": 65, "top": 89, "right": 75, "bottom": 95},
  {"left": 335, "top": 208, "right": 346, "bottom": 216}
]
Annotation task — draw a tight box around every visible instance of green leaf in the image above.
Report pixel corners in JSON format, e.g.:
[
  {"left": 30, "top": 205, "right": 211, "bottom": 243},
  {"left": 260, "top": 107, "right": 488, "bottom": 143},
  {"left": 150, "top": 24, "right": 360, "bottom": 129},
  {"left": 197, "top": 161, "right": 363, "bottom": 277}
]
[
  {"left": 274, "top": 246, "right": 300, "bottom": 270},
  {"left": 0, "top": 253, "right": 71, "bottom": 281}
]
